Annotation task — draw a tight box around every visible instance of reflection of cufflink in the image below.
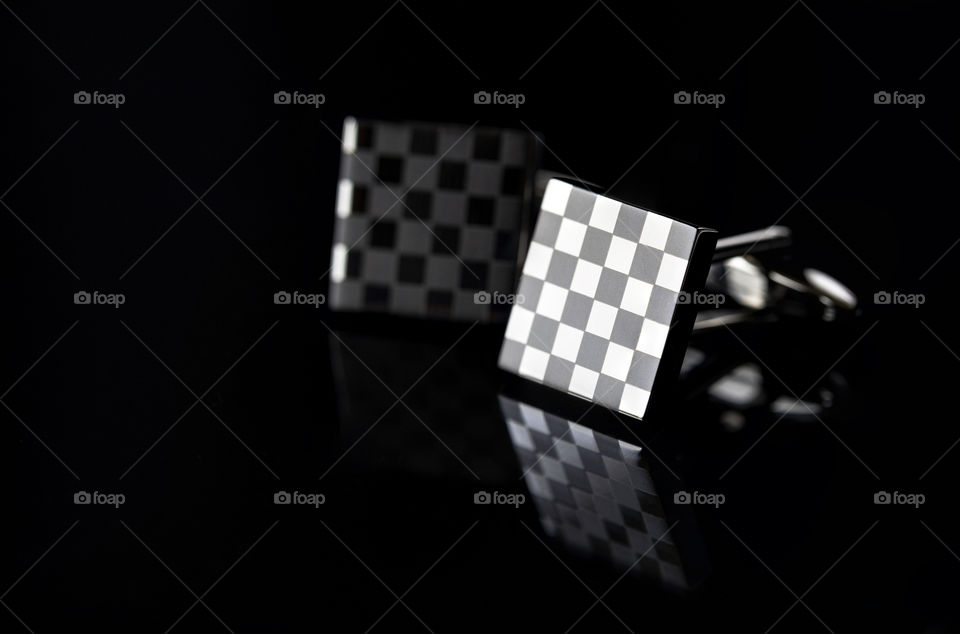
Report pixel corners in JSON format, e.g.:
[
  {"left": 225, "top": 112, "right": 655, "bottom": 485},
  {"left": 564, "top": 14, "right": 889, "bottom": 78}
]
[
  {"left": 498, "top": 179, "right": 717, "bottom": 420},
  {"left": 499, "top": 394, "right": 707, "bottom": 589},
  {"left": 678, "top": 343, "right": 850, "bottom": 431},
  {"left": 328, "top": 117, "right": 538, "bottom": 322}
]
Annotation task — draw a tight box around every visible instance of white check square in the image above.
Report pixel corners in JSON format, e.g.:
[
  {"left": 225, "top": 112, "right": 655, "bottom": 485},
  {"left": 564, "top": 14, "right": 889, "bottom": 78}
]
[
  {"left": 619, "top": 385, "right": 651, "bottom": 418},
  {"left": 523, "top": 242, "right": 554, "bottom": 280},
  {"left": 639, "top": 213, "right": 672, "bottom": 250},
  {"left": 585, "top": 301, "right": 619, "bottom": 339},
  {"left": 588, "top": 196, "right": 620, "bottom": 232},
  {"left": 636, "top": 319, "right": 670, "bottom": 359},
  {"left": 655, "top": 253, "right": 687, "bottom": 292},
  {"left": 601, "top": 342, "right": 634, "bottom": 381},
  {"left": 505, "top": 305, "right": 535, "bottom": 343},
  {"left": 552, "top": 323, "right": 585, "bottom": 362},
  {"left": 570, "top": 259, "right": 603, "bottom": 298},
  {"left": 541, "top": 180, "right": 573, "bottom": 215},
  {"left": 536, "top": 282, "right": 569, "bottom": 321},
  {"left": 569, "top": 365, "right": 600, "bottom": 398},
  {"left": 620, "top": 277, "right": 653, "bottom": 316},
  {"left": 555, "top": 218, "right": 588, "bottom": 257},
  {"left": 519, "top": 347, "right": 551, "bottom": 380}
]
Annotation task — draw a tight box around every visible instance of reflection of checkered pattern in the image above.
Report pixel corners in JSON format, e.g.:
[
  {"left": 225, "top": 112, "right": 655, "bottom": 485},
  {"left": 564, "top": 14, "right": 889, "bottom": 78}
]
[
  {"left": 498, "top": 180, "right": 697, "bottom": 419},
  {"left": 329, "top": 117, "right": 536, "bottom": 321},
  {"left": 500, "top": 396, "right": 687, "bottom": 587}
]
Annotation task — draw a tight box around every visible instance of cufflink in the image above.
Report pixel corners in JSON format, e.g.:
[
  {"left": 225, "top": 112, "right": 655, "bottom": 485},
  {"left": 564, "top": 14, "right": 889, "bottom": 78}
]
[
  {"left": 328, "top": 117, "right": 538, "bottom": 322},
  {"left": 497, "top": 179, "right": 718, "bottom": 420}
]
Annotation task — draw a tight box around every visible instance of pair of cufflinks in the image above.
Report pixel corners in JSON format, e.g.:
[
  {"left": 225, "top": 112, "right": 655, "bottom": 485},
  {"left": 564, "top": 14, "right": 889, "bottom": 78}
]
[{"left": 329, "top": 118, "right": 719, "bottom": 421}]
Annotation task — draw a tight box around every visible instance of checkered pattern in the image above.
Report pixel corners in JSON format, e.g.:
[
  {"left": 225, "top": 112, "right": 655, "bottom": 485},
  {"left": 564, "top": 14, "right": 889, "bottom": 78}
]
[
  {"left": 498, "top": 179, "right": 698, "bottom": 419},
  {"left": 329, "top": 117, "right": 536, "bottom": 321},
  {"left": 500, "top": 396, "right": 687, "bottom": 587}
]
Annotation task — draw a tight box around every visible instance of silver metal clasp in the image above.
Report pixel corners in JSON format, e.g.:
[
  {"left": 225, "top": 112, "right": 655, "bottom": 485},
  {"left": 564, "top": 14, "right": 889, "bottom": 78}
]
[{"left": 695, "top": 226, "right": 858, "bottom": 330}]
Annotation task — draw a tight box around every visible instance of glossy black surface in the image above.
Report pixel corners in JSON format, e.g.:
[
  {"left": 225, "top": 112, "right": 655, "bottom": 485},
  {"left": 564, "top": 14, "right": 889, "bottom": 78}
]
[{"left": 4, "top": 1, "right": 960, "bottom": 630}]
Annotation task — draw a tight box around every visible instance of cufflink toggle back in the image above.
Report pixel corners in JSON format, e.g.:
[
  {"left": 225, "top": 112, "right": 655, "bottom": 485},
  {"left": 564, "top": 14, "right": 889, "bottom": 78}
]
[{"left": 698, "top": 226, "right": 858, "bottom": 329}]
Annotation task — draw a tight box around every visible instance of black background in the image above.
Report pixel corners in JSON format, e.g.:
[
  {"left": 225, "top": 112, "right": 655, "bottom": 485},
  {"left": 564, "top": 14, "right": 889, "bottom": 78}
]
[{"left": 3, "top": 1, "right": 960, "bottom": 631}]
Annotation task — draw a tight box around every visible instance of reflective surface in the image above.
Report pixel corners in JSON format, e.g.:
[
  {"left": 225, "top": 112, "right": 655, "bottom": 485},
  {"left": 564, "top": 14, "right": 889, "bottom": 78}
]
[
  {"left": 6, "top": 299, "right": 957, "bottom": 631},
  {"left": 500, "top": 394, "right": 705, "bottom": 590},
  {"left": 6, "top": 1, "right": 960, "bottom": 630},
  {"left": 307, "top": 313, "right": 955, "bottom": 630}
]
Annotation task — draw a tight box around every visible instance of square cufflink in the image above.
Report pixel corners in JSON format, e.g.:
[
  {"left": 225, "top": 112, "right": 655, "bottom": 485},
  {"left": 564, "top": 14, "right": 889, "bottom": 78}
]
[
  {"left": 498, "top": 179, "right": 717, "bottom": 420},
  {"left": 329, "top": 117, "right": 538, "bottom": 322}
]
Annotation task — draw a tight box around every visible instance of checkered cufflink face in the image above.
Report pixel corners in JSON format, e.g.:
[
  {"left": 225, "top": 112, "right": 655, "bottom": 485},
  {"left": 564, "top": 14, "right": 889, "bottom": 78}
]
[
  {"left": 498, "top": 180, "right": 699, "bottom": 420},
  {"left": 329, "top": 118, "right": 536, "bottom": 321},
  {"left": 500, "top": 396, "right": 687, "bottom": 587}
]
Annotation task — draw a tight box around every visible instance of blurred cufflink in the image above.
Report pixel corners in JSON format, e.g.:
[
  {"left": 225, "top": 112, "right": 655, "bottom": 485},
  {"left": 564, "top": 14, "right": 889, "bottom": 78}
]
[
  {"left": 498, "top": 179, "right": 718, "bottom": 420},
  {"left": 328, "top": 117, "right": 538, "bottom": 322}
]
